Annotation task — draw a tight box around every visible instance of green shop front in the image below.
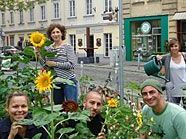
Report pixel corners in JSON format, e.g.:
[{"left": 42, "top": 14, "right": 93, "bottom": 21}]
[{"left": 124, "top": 15, "right": 168, "bottom": 61}]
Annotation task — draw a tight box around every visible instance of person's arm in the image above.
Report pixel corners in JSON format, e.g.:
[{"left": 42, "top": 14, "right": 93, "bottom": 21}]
[
  {"left": 173, "top": 111, "right": 186, "bottom": 139},
  {"left": 55, "top": 44, "right": 77, "bottom": 69},
  {"left": 35, "top": 48, "right": 47, "bottom": 67},
  {"left": 156, "top": 55, "right": 166, "bottom": 75}
]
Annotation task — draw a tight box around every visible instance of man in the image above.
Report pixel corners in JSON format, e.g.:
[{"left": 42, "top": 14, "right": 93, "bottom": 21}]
[
  {"left": 140, "top": 79, "right": 186, "bottom": 139},
  {"left": 83, "top": 90, "right": 106, "bottom": 139}
]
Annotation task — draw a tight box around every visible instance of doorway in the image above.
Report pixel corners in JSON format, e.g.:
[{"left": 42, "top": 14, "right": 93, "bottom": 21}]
[{"left": 87, "top": 35, "right": 94, "bottom": 57}]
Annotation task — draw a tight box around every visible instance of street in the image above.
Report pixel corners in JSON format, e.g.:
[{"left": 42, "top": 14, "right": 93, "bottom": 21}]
[{"left": 75, "top": 62, "right": 150, "bottom": 89}]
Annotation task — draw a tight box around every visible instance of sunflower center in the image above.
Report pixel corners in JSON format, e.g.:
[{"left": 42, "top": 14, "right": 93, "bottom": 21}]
[{"left": 33, "top": 35, "right": 42, "bottom": 44}]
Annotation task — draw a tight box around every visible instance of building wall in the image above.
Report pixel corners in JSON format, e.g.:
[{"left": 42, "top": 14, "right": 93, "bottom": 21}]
[
  {"left": 123, "top": 0, "right": 186, "bottom": 60},
  {"left": 0, "top": 0, "right": 119, "bottom": 64}
]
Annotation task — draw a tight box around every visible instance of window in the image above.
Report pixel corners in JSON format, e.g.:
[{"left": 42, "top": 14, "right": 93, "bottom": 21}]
[
  {"left": 29, "top": 8, "right": 34, "bottom": 22},
  {"left": 69, "top": 0, "right": 75, "bottom": 17},
  {"left": 86, "top": 0, "right": 92, "bottom": 15},
  {"left": 104, "top": 0, "right": 112, "bottom": 13},
  {"left": 104, "top": 33, "right": 112, "bottom": 57},
  {"left": 69, "top": 34, "right": 76, "bottom": 53},
  {"left": 1, "top": 13, "right": 5, "bottom": 25},
  {"left": 41, "top": 5, "right": 46, "bottom": 20},
  {"left": 10, "top": 35, "right": 15, "bottom": 46},
  {"left": 10, "top": 11, "right": 14, "bottom": 24},
  {"left": 19, "top": 10, "right": 24, "bottom": 24},
  {"left": 53, "top": 2, "right": 60, "bottom": 18}
]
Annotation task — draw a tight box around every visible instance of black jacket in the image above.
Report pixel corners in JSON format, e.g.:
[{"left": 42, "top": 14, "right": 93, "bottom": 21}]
[{"left": 0, "top": 117, "right": 48, "bottom": 139}]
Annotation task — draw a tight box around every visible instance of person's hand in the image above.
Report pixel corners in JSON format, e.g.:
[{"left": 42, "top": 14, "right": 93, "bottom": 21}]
[
  {"left": 46, "top": 60, "right": 57, "bottom": 67},
  {"left": 96, "top": 132, "right": 106, "bottom": 139},
  {"left": 156, "top": 55, "right": 162, "bottom": 61},
  {"left": 34, "top": 47, "right": 42, "bottom": 59},
  {"left": 8, "top": 122, "right": 23, "bottom": 139}
]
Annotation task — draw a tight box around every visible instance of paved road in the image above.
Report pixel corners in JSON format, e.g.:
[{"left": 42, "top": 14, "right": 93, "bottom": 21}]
[{"left": 75, "top": 62, "right": 150, "bottom": 88}]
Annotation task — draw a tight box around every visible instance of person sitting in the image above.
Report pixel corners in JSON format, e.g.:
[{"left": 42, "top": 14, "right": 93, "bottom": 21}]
[
  {"left": 83, "top": 90, "right": 107, "bottom": 139},
  {"left": 140, "top": 79, "right": 186, "bottom": 139},
  {"left": 0, "top": 91, "right": 48, "bottom": 139}
]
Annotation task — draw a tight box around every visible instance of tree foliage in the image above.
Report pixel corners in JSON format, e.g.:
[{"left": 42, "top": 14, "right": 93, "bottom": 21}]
[{"left": 0, "top": 0, "right": 48, "bottom": 11}]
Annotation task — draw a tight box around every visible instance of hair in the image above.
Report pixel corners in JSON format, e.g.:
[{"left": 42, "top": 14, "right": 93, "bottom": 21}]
[
  {"left": 168, "top": 37, "right": 181, "bottom": 51},
  {"left": 46, "top": 23, "right": 66, "bottom": 41},
  {"left": 5, "top": 90, "right": 30, "bottom": 109},
  {"left": 84, "top": 90, "right": 104, "bottom": 104}
]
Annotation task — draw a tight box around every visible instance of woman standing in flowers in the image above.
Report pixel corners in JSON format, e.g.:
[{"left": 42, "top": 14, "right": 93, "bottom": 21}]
[
  {"left": 35, "top": 23, "right": 78, "bottom": 104},
  {"left": 0, "top": 91, "right": 47, "bottom": 139}
]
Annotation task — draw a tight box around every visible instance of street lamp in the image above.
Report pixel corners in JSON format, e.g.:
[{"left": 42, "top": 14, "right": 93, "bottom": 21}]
[{"left": 118, "top": 0, "right": 124, "bottom": 103}]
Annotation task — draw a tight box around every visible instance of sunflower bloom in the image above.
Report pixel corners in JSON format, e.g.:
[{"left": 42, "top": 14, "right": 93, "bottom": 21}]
[
  {"left": 136, "top": 111, "right": 143, "bottom": 128},
  {"left": 30, "top": 31, "right": 46, "bottom": 48},
  {"left": 107, "top": 98, "right": 118, "bottom": 108},
  {"left": 35, "top": 70, "right": 53, "bottom": 93}
]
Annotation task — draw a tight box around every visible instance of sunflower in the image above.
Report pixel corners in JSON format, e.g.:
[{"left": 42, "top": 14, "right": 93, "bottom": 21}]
[
  {"left": 107, "top": 98, "right": 118, "bottom": 108},
  {"left": 35, "top": 70, "right": 53, "bottom": 93},
  {"left": 62, "top": 100, "right": 78, "bottom": 112},
  {"left": 136, "top": 111, "right": 143, "bottom": 128},
  {"left": 30, "top": 31, "right": 46, "bottom": 48}
]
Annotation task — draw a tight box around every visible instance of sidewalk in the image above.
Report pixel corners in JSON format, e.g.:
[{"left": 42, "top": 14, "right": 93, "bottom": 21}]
[{"left": 79, "top": 61, "right": 146, "bottom": 73}]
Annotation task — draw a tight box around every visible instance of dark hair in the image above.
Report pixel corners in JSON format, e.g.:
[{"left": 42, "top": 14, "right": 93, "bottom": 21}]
[
  {"left": 6, "top": 90, "right": 30, "bottom": 109},
  {"left": 46, "top": 23, "right": 66, "bottom": 41},
  {"left": 168, "top": 37, "right": 181, "bottom": 51}
]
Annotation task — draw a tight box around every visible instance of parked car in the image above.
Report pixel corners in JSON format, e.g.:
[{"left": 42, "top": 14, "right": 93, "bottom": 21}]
[{"left": 2, "top": 46, "right": 20, "bottom": 56}]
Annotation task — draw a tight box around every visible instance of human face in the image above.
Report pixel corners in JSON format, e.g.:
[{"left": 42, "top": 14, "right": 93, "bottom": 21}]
[
  {"left": 51, "top": 27, "right": 62, "bottom": 42},
  {"left": 6, "top": 96, "right": 28, "bottom": 122},
  {"left": 170, "top": 43, "right": 180, "bottom": 55},
  {"left": 141, "top": 86, "right": 161, "bottom": 108},
  {"left": 83, "top": 93, "right": 102, "bottom": 117}
]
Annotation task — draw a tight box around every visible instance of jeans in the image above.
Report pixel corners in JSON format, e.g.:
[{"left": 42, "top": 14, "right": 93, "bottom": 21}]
[
  {"left": 53, "top": 78, "right": 78, "bottom": 105},
  {"left": 169, "top": 97, "right": 186, "bottom": 109}
]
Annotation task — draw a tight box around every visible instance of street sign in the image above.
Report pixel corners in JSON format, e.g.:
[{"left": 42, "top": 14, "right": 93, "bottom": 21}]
[{"left": 103, "top": 14, "right": 112, "bottom": 21}]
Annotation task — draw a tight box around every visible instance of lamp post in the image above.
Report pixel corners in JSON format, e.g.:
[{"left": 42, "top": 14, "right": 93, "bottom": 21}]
[{"left": 118, "top": 0, "right": 124, "bottom": 103}]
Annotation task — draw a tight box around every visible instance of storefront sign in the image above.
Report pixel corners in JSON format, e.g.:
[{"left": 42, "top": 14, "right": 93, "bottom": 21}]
[{"left": 141, "top": 22, "right": 151, "bottom": 34}]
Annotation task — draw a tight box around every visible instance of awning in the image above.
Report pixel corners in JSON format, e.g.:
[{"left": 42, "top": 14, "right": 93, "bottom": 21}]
[{"left": 172, "top": 12, "right": 186, "bottom": 20}]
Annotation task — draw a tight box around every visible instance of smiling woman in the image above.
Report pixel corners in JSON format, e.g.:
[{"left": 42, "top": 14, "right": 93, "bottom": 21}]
[
  {"left": 0, "top": 91, "right": 48, "bottom": 139},
  {"left": 36, "top": 23, "right": 78, "bottom": 105}
]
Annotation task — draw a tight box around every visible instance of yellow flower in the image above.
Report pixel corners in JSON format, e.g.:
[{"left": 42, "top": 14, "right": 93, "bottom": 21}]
[
  {"left": 107, "top": 98, "right": 118, "bottom": 108},
  {"left": 30, "top": 31, "right": 46, "bottom": 48},
  {"left": 35, "top": 70, "right": 53, "bottom": 93},
  {"left": 136, "top": 111, "right": 143, "bottom": 128}
]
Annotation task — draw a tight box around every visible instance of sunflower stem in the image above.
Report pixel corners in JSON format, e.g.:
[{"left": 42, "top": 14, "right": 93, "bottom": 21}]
[{"left": 50, "top": 89, "right": 55, "bottom": 139}]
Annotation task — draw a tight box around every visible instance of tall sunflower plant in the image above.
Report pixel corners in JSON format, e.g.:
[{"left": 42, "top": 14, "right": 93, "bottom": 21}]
[
  {"left": 101, "top": 98, "right": 155, "bottom": 139},
  {"left": 17, "top": 31, "right": 94, "bottom": 139},
  {"left": 19, "top": 68, "right": 93, "bottom": 139}
]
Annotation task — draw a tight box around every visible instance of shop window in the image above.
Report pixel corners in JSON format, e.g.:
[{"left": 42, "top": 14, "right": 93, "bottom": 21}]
[{"left": 131, "top": 20, "right": 161, "bottom": 60}]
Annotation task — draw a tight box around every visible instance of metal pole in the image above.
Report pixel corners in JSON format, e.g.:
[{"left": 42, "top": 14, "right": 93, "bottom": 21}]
[{"left": 118, "top": 0, "right": 124, "bottom": 102}]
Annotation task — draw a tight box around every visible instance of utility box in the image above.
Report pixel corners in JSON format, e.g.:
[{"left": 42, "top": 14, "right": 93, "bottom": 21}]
[{"left": 110, "top": 48, "right": 119, "bottom": 67}]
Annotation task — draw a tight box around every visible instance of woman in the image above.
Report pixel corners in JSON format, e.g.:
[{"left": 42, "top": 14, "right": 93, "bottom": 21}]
[
  {"left": 36, "top": 23, "right": 78, "bottom": 104},
  {"left": 157, "top": 38, "right": 186, "bottom": 108},
  {"left": 0, "top": 91, "right": 48, "bottom": 139}
]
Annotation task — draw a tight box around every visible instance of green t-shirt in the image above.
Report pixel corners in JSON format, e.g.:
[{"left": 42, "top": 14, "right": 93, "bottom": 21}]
[{"left": 143, "top": 103, "right": 186, "bottom": 139}]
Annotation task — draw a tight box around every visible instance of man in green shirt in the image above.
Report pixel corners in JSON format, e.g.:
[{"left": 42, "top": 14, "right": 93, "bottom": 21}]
[{"left": 140, "top": 79, "right": 186, "bottom": 139}]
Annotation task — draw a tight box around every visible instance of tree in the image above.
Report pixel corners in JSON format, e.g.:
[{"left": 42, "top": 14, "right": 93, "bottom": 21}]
[{"left": 0, "top": 0, "right": 48, "bottom": 11}]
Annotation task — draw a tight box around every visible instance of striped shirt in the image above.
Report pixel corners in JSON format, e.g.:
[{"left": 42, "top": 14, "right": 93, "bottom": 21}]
[{"left": 40, "top": 43, "right": 77, "bottom": 79}]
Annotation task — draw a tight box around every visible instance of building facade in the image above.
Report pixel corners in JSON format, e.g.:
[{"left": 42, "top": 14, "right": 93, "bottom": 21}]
[
  {"left": 123, "top": 0, "right": 186, "bottom": 61},
  {"left": 0, "top": 0, "right": 119, "bottom": 64}
]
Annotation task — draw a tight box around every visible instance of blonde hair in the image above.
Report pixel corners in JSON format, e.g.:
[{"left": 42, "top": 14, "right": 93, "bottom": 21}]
[{"left": 5, "top": 90, "right": 30, "bottom": 109}]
